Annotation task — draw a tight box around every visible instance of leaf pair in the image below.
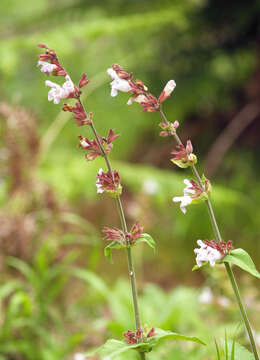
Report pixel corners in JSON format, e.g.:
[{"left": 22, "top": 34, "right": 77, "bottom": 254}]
[
  {"left": 105, "top": 233, "right": 156, "bottom": 262},
  {"left": 86, "top": 328, "right": 205, "bottom": 359}
]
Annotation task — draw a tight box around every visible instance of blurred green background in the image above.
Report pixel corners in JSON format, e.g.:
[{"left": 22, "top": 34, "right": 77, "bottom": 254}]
[{"left": 0, "top": 0, "right": 260, "bottom": 359}]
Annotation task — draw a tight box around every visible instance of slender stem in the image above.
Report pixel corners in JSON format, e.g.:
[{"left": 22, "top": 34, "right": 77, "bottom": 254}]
[
  {"left": 79, "top": 99, "right": 143, "bottom": 339},
  {"left": 160, "top": 109, "right": 259, "bottom": 359},
  {"left": 225, "top": 262, "right": 259, "bottom": 360}
]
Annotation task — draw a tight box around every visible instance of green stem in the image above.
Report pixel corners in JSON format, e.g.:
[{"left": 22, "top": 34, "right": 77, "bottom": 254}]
[
  {"left": 79, "top": 100, "right": 143, "bottom": 342},
  {"left": 225, "top": 262, "right": 259, "bottom": 360},
  {"left": 160, "top": 109, "right": 259, "bottom": 359}
]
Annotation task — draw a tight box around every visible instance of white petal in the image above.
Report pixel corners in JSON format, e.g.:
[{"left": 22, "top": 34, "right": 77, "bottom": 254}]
[
  {"left": 45, "top": 80, "right": 59, "bottom": 88},
  {"left": 111, "top": 88, "right": 118, "bottom": 97},
  {"left": 127, "top": 97, "right": 134, "bottom": 105},
  {"left": 107, "top": 68, "right": 118, "bottom": 80},
  {"left": 197, "top": 240, "right": 205, "bottom": 247},
  {"left": 163, "top": 80, "right": 176, "bottom": 97},
  {"left": 173, "top": 196, "right": 182, "bottom": 203},
  {"left": 184, "top": 179, "right": 192, "bottom": 187}
]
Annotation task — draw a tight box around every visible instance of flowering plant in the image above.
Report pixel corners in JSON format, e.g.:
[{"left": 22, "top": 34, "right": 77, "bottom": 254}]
[
  {"left": 37, "top": 45, "right": 204, "bottom": 359},
  {"left": 108, "top": 63, "right": 260, "bottom": 359}
]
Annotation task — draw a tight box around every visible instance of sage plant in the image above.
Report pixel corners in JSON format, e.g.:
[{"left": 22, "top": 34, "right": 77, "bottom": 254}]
[
  {"left": 37, "top": 45, "right": 203, "bottom": 359},
  {"left": 107, "top": 64, "right": 260, "bottom": 359}
]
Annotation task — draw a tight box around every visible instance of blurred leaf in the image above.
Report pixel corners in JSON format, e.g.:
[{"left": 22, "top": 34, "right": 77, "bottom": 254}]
[{"left": 71, "top": 267, "right": 110, "bottom": 298}]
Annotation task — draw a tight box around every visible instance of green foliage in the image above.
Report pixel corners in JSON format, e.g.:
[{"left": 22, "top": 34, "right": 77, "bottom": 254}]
[
  {"left": 104, "top": 241, "right": 126, "bottom": 263},
  {"left": 223, "top": 249, "right": 260, "bottom": 279},
  {"left": 215, "top": 336, "right": 254, "bottom": 360},
  {"left": 94, "top": 328, "right": 205, "bottom": 359},
  {"left": 134, "top": 233, "right": 156, "bottom": 251}
]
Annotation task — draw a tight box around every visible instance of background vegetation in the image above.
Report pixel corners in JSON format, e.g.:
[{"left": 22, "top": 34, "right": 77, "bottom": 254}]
[{"left": 0, "top": 0, "right": 260, "bottom": 359}]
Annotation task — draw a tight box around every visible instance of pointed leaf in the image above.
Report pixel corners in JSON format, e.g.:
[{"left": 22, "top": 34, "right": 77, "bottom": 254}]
[
  {"left": 147, "top": 328, "right": 206, "bottom": 347},
  {"left": 215, "top": 339, "right": 221, "bottom": 360},
  {"left": 96, "top": 339, "right": 151, "bottom": 359},
  {"left": 223, "top": 249, "right": 260, "bottom": 279},
  {"left": 134, "top": 233, "right": 156, "bottom": 251},
  {"left": 192, "top": 262, "right": 207, "bottom": 271},
  {"left": 221, "top": 339, "right": 254, "bottom": 360},
  {"left": 231, "top": 339, "right": 236, "bottom": 360},
  {"left": 104, "top": 241, "right": 125, "bottom": 263}
]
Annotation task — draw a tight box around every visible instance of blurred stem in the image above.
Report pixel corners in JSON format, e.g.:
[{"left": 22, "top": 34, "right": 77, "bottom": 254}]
[
  {"left": 78, "top": 99, "right": 143, "bottom": 340},
  {"left": 159, "top": 109, "right": 259, "bottom": 359}
]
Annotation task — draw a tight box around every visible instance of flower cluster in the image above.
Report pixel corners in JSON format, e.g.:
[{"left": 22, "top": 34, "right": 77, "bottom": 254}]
[
  {"left": 37, "top": 44, "right": 89, "bottom": 124},
  {"left": 103, "top": 221, "right": 143, "bottom": 245},
  {"left": 62, "top": 102, "right": 90, "bottom": 126},
  {"left": 96, "top": 168, "right": 122, "bottom": 197},
  {"left": 171, "top": 140, "right": 197, "bottom": 168},
  {"left": 123, "top": 328, "right": 155, "bottom": 345},
  {"left": 173, "top": 178, "right": 211, "bottom": 214},
  {"left": 194, "top": 239, "right": 232, "bottom": 267},
  {"left": 159, "top": 120, "right": 179, "bottom": 137},
  {"left": 78, "top": 129, "right": 119, "bottom": 161},
  {"left": 107, "top": 64, "right": 176, "bottom": 112}
]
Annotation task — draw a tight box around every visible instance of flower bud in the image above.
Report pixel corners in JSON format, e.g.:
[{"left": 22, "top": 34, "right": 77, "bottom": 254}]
[{"left": 158, "top": 80, "right": 176, "bottom": 103}]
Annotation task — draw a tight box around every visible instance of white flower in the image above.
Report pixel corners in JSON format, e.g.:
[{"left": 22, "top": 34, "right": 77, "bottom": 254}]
[
  {"left": 107, "top": 68, "right": 131, "bottom": 97},
  {"left": 172, "top": 179, "right": 195, "bottom": 213},
  {"left": 45, "top": 80, "right": 64, "bottom": 104},
  {"left": 79, "top": 139, "right": 89, "bottom": 148},
  {"left": 62, "top": 75, "right": 74, "bottom": 96},
  {"left": 218, "top": 296, "right": 230, "bottom": 307},
  {"left": 37, "top": 60, "right": 57, "bottom": 75},
  {"left": 163, "top": 80, "right": 176, "bottom": 97},
  {"left": 96, "top": 168, "right": 104, "bottom": 194},
  {"left": 74, "top": 353, "right": 86, "bottom": 360},
  {"left": 199, "top": 287, "right": 213, "bottom": 304},
  {"left": 45, "top": 75, "right": 74, "bottom": 104},
  {"left": 127, "top": 94, "right": 147, "bottom": 105},
  {"left": 194, "top": 240, "right": 222, "bottom": 267},
  {"left": 142, "top": 179, "right": 159, "bottom": 195}
]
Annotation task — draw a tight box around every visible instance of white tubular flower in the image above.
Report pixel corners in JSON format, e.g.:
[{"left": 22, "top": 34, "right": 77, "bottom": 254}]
[
  {"left": 172, "top": 194, "right": 192, "bottom": 214},
  {"left": 96, "top": 168, "right": 104, "bottom": 194},
  {"left": 163, "top": 80, "right": 176, "bottom": 97},
  {"left": 45, "top": 80, "right": 64, "bottom": 104},
  {"left": 194, "top": 240, "right": 222, "bottom": 267},
  {"left": 158, "top": 79, "right": 176, "bottom": 103},
  {"left": 79, "top": 139, "right": 89, "bottom": 148},
  {"left": 62, "top": 75, "right": 74, "bottom": 97},
  {"left": 45, "top": 75, "right": 74, "bottom": 104},
  {"left": 172, "top": 179, "right": 195, "bottom": 213},
  {"left": 127, "top": 94, "right": 147, "bottom": 105},
  {"left": 107, "top": 68, "right": 131, "bottom": 97},
  {"left": 37, "top": 61, "right": 57, "bottom": 75}
]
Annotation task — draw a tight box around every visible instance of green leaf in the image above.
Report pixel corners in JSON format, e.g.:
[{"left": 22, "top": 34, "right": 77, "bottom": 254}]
[
  {"left": 231, "top": 339, "right": 236, "bottom": 360},
  {"left": 96, "top": 339, "right": 151, "bottom": 359},
  {"left": 147, "top": 328, "right": 206, "bottom": 347},
  {"left": 192, "top": 262, "right": 207, "bottom": 271},
  {"left": 94, "top": 328, "right": 205, "bottom": 359},
  {"left": 134, "top": 233, "right": 156, "bottom": 251},
  {"left": 215, "top": 339, "right": 221, "bottom": 360},
  {"left": 221, "top": 339, "right": 254, "bottom": 360},
  {"left": 104, "top": 241, "right": 125, "bottom": 263},
  {"left": 223, "top": 249, "right": 260, "bottom": 279},
  {"left": 225, "top": 332, "right": 228, "bottom": 360},
  {"left": 71, "top": 267, "right": 110, "bottom": 299}
]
